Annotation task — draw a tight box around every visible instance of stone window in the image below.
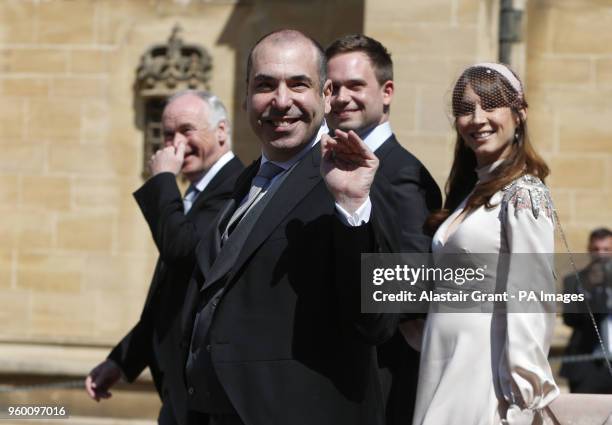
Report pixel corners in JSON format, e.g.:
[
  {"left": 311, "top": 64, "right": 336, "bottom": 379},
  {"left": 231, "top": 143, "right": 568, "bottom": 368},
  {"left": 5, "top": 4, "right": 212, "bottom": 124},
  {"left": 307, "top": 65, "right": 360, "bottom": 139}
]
[{"left": 135, "top": 25, "right": 212, "bottom": 178}]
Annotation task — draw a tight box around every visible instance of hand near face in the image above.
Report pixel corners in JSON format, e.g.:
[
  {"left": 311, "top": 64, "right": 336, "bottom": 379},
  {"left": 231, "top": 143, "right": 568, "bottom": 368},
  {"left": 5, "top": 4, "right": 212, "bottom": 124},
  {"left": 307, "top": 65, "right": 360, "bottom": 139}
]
[
  {"left": 320, "top": 129, "right": 378, "bottom": 214},
  {"left": 149, "top": 141, "right": 186, "bottom": 176},
  {"left": 84, "top": 359, "right": 122, "bottom": 402}
]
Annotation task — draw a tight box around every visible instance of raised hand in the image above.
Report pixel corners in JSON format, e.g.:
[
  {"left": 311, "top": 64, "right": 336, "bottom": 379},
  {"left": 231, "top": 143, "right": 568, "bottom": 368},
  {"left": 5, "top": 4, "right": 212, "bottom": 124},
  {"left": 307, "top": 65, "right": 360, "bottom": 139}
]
[
  {"left": 149, "top": 140, "right": 186, "bottom": 176},
  {"left": 321, "top": 130, "right": 379, "bottom": 214},
  {"left": 84, "top": 359, "right": 122, "bottom": 402}
]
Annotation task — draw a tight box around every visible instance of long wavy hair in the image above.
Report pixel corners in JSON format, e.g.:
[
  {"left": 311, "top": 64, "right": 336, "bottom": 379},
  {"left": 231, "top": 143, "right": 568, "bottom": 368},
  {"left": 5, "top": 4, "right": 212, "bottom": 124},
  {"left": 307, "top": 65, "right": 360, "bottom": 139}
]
[{"left": 426, "top": 65, "right": 550, "bottom": 234}]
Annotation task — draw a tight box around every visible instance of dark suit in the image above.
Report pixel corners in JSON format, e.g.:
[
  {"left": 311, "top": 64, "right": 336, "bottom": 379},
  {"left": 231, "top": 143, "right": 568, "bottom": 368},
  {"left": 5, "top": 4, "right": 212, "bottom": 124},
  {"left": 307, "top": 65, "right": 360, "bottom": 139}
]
[
  {"left": 108, "top": 156, "right": 244, "bottom": 425},
  {"left": 560, "top": 267, "right": 612, "bottom": 393},
  {"left": 182, "top": 143, "right": 397, "bottom": 425},
  {"left": 370, "top": 135, "right": 442, "bottom": 254},
  {"left": 369, "top": 135, "right": 442, "bottom": 424}
]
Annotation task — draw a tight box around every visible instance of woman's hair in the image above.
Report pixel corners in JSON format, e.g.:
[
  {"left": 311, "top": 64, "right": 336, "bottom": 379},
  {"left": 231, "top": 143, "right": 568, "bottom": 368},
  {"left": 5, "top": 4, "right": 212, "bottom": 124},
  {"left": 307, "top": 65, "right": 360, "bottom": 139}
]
[{"left": 426, "top": 64, "right": 550, "bottom": 234}]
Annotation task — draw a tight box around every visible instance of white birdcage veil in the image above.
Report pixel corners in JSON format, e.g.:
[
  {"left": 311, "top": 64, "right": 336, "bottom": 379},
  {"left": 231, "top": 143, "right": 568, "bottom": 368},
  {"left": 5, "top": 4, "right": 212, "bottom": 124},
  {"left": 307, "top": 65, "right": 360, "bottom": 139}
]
[{"left": 449, "top": 62, "right": 527, "bottom": 120}]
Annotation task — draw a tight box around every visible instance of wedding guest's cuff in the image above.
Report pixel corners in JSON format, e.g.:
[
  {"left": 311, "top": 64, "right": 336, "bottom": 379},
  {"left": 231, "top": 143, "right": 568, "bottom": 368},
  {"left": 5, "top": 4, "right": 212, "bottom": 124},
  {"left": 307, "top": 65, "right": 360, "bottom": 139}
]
[{"left": 335, "top": 198, "right": 372, "bottom": 226}]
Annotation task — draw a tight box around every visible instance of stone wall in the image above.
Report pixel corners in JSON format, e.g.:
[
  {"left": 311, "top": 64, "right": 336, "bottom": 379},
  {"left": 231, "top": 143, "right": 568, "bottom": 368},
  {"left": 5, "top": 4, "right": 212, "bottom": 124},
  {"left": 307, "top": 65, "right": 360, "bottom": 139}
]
[
  {"left": 0, "top": 0, "right": 158, "bottom": 346},
  {"left": 526, "top": 0, "right": 612, "bottom": 252},
  {"left": 364, "top": 0, "right": 499, "bottom": 186}
]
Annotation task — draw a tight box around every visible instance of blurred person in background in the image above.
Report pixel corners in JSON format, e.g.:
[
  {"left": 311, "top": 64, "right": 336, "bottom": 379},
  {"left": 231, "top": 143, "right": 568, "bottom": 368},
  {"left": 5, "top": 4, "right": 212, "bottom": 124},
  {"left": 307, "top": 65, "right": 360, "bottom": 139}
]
[
  {"left": 85, "top": 91, "right": 244, "bottom": 425},
  {"left": 561, "top": 227, "right": 612, "bottom": 393}
]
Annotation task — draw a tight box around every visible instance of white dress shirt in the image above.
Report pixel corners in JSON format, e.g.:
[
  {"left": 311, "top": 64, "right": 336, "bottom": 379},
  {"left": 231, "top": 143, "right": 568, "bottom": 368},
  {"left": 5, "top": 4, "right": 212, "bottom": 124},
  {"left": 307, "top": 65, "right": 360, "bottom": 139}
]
[
  {"left": 193, "top": 150, "right": 236, "bottom": 193},
  {"left": 361, "top": 121, "right": 393, "bottom": 152},
  {"left": 183, "top": 151, "right": 235, "bottom": 213}
]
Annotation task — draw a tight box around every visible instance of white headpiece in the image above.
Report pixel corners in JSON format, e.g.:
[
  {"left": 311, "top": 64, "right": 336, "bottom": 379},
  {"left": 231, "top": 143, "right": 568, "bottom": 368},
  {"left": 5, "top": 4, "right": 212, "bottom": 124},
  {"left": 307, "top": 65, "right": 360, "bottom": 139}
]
[{"left": 471, "top": 62, "right": 523, "bottom": 96}]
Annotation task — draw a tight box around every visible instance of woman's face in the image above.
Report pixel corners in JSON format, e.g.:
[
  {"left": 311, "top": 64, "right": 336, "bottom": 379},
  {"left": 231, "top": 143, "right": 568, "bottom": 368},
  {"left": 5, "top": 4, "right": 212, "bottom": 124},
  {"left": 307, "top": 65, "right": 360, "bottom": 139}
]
[{"left": 455, "top": 84, "right": 522, "bottom": 166}]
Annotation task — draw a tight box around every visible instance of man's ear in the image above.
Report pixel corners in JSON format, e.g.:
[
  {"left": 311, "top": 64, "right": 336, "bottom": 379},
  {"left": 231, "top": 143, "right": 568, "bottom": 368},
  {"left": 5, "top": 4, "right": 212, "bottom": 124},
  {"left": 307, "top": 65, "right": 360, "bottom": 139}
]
[
  {"left": 323, "top": 79, "right": 332, "bottom": 114},
  {"left": 381, "top": 80, "right": 394, "bottom": 107},
  {"left": 216, "top": 120, "right": 228, "bottom": 145}
]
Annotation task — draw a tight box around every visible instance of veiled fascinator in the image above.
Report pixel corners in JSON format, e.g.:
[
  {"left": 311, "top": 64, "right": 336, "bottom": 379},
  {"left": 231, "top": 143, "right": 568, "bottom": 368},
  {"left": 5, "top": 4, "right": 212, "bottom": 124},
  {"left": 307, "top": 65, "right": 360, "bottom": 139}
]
[{"left": 451, "top": 62, "right": 527, "bottom": 118}]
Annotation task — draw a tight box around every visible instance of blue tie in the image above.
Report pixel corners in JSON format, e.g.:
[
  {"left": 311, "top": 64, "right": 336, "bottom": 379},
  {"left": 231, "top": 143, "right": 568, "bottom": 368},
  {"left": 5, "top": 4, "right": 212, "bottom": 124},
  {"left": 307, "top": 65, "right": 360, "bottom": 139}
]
[
  {"left": 183, "top": 186, "right": 200, "bottom": 214},
  {"left": 221, "top": 162, "right": 284, "bottom": 241}
]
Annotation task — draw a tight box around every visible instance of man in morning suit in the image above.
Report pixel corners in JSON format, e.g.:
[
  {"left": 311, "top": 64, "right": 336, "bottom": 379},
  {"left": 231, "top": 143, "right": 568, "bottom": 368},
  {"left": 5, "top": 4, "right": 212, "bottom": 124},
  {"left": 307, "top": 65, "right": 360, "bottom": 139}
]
[
  {"left": 85, "top": 91, "right": 244, "bottom": 425},
  {"left": 325, "top": 35, "right": 442, "bottom": 424},
  {"left": 182, "top": 29, "right": 396, "bottom": 425}
]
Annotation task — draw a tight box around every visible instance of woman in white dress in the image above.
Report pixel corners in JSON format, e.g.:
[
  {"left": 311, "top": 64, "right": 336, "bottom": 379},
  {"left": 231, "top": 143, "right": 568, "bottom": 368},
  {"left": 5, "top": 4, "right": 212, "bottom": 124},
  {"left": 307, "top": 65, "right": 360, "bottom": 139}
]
[{"left": 412, "top": 63, "right": 560, "bottom": 425}]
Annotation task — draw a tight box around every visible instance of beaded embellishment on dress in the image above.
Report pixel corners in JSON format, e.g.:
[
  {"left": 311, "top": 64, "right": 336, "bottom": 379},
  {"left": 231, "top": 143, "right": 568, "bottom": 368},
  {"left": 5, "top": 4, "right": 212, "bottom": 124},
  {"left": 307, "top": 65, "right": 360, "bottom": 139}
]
[{"left": 500, "top": 174, "right": 554, "bottom": 221}]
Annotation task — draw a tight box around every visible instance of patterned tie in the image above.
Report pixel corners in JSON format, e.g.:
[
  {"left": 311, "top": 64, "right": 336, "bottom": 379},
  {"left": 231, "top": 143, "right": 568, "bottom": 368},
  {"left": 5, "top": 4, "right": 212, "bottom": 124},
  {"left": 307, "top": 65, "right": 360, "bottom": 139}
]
[
  {"left": 183, "top": 185, "right": 200, "bottom": 214},
  {"left": 221, "top": 162, "right": 284, "bottom": 242}
]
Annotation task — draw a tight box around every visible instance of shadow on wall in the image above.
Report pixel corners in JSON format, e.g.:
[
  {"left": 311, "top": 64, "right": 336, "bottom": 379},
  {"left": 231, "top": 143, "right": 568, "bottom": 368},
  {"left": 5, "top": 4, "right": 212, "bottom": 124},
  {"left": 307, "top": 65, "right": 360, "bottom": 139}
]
[{"left": 217, "top": 0, "right": 365, "bottom": 162}]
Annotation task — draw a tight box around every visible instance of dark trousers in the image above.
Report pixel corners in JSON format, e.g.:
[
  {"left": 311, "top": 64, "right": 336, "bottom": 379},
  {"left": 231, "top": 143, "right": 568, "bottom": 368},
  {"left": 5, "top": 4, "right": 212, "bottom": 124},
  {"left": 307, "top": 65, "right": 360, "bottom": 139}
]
[
  {"left": 569, "top": 361, "right": 612, "bottom": 393},
  {"left": 158, "top": 401, "right": 178, "bottom": 425},
  {"left": 209, "top": 414, "right": 245, "bottom": 425},
  {"left": 186, "top": 411, "right": 244, "bottom": 425}
]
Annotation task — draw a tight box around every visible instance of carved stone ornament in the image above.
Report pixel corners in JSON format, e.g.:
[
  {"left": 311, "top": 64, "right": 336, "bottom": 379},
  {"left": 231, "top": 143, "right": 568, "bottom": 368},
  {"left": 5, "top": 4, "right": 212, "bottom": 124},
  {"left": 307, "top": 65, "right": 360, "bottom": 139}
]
[
  {"left": 136, "top": 25, "right": 213, "bottom": 178},
  {"left": 136, "top": 24, "right": 212, "bottom": 96}
]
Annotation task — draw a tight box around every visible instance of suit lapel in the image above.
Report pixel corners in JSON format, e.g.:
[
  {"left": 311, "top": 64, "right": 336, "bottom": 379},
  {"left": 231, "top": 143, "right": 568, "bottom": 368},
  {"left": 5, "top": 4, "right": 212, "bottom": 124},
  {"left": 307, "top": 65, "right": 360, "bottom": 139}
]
[
  {"left": 194, "top": 160, "right": 259, "bottom": 283},
  {"left": 228, "top": 145, "right": 321, "bottom": 281},
  {"left": 373, "top": 134, "right": 397, "bottom": 160},
  {"left": 195, "top": 199, "right": 232, "bottom": 281},
  {"left": 200, "top": 144, "right": 322, "bottom": 292},
  {"left": 371, "top": 135, "right": 398, "bottom": 252}
]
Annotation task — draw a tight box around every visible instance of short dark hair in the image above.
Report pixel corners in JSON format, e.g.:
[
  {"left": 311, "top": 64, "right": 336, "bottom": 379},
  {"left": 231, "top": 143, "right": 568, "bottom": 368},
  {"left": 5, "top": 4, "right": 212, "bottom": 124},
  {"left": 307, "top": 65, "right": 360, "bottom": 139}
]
[
  {"left": 590, "top": 227, "right": 612, "bottom": 242},
  {"left": 325, "top": 34, "right": 393, "bottom": 85},
  {"left": 245, "top": 29, "right": 327, "bottom": 92}
]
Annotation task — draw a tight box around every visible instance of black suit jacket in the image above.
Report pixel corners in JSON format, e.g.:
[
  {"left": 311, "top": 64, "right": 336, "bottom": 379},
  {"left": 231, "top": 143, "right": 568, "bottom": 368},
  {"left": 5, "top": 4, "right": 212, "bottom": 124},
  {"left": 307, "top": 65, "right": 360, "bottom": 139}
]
[
  {"left": 108, "top": 156, "right": 244, "bottom": 425},
  {"left": 369, "top": 135, "right": 442, "bottom": 424},
  {"left": 370, "top": 135, "right": 441, "bottom": 253},
  {"left": 182, "top": 144, "right": 397, "bottom": 425},
  {"left": 560, "top": 268, "right": 611, "bottom": 390}
]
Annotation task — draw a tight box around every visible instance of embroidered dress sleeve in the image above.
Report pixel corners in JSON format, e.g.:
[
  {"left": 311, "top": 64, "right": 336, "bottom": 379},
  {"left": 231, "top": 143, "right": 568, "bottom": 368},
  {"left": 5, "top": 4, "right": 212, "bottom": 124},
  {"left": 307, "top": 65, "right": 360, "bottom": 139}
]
[{"left": 498, "top": 175, "right": 560, "bottom": 424}]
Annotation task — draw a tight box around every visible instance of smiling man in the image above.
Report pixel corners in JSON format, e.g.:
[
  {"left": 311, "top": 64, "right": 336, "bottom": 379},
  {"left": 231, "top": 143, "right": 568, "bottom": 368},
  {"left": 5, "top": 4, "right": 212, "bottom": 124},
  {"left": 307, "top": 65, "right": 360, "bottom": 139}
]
[
  {"left": 325, "top": 35, "right": 442, "bottom": 425},
  {"left": 326, "top": 34, "right": 441, "bottom": 252},
  {"left": 245, "top": 31, "right": 328, "bottom": 162},
  {"left": 181, "top": 30, "right": 394, "bottom": 425},
  {"left": 85, "top": 91, "right": 243, "bottom": 425}
]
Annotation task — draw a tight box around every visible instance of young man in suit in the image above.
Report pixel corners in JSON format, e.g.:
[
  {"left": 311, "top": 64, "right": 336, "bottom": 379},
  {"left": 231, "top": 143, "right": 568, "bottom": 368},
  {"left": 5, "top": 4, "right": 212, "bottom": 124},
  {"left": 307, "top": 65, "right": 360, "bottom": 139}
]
[
  {"left": 182, "top": 29, "right": 394, "bottom": 425},
  {"left": 85, "top": 91, "right": 244, "bottom": 425},
  {"left": 325, "top": 35, "right": 442, "bottom": 424}
]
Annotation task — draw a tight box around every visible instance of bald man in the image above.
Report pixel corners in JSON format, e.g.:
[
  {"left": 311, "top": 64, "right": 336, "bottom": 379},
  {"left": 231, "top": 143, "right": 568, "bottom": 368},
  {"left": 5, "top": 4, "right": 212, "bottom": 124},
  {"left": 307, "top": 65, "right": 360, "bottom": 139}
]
[{"left": 181, "top": 30, "right": 394, "bottom": 425}]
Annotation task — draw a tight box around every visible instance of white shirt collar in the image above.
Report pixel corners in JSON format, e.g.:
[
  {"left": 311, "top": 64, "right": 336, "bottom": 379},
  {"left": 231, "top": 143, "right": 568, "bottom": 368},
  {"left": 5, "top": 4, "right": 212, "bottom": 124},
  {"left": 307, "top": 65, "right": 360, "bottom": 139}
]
[
  {"left": 361, "top": 121, "right": 393, "bottom": 153},
  {"left": 193, "top": 150, "right": 235, "bottom": 193},
  {"left": 260, "top": 121, "right": 329, "bottom": 170}
]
